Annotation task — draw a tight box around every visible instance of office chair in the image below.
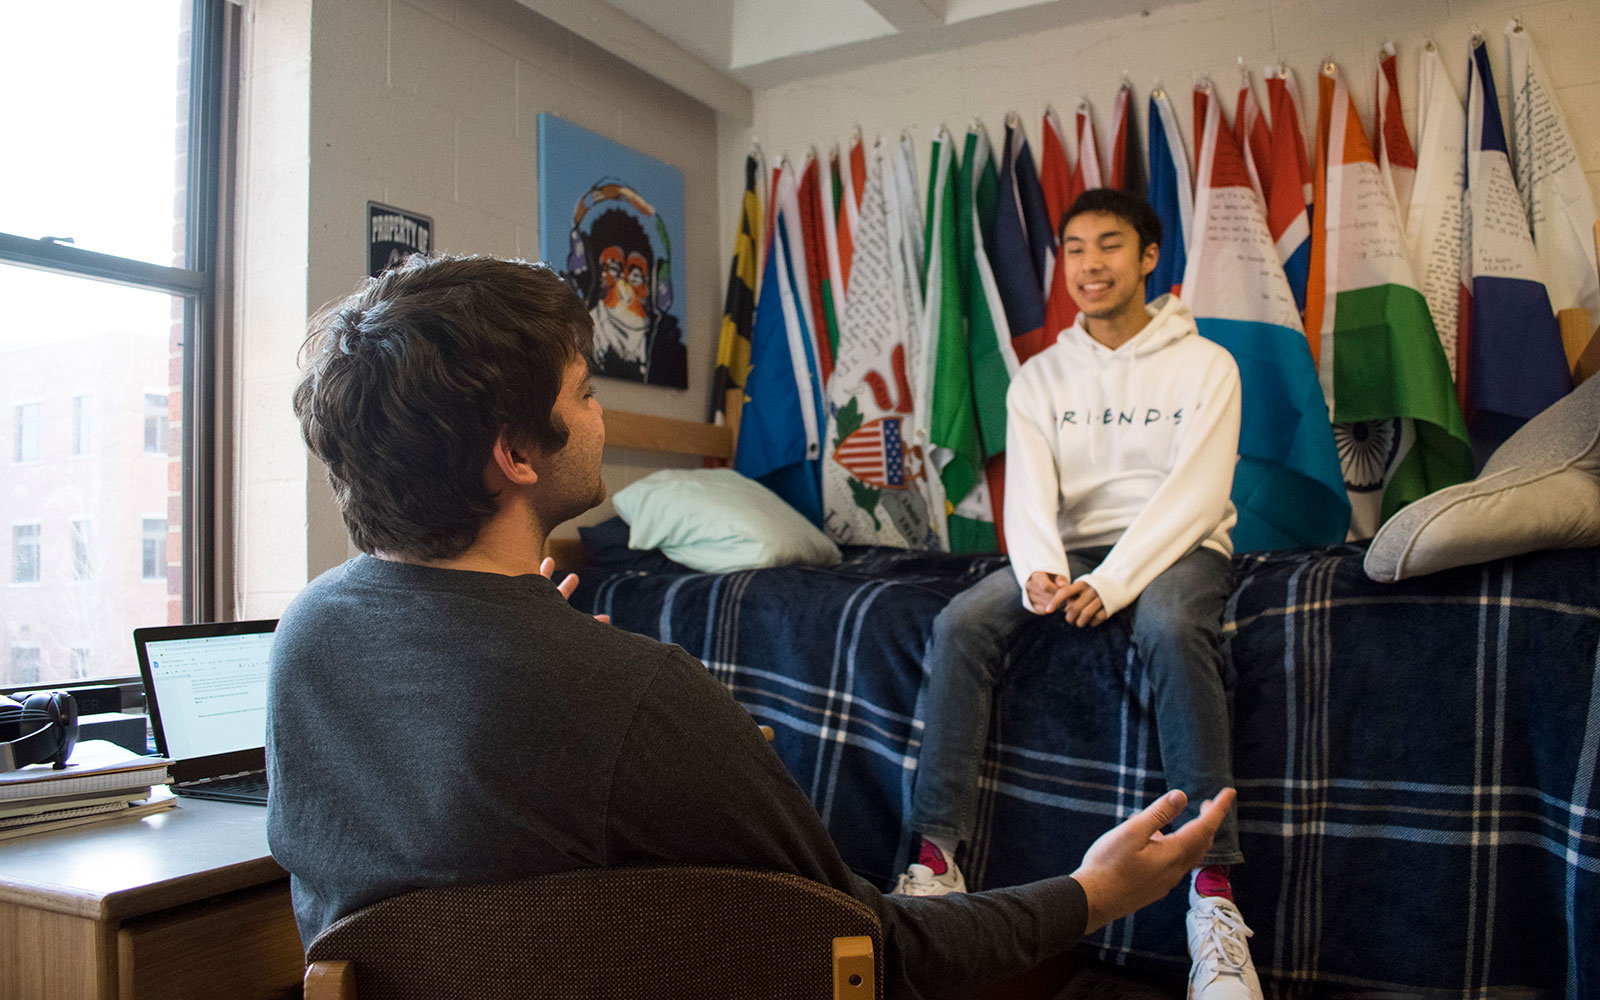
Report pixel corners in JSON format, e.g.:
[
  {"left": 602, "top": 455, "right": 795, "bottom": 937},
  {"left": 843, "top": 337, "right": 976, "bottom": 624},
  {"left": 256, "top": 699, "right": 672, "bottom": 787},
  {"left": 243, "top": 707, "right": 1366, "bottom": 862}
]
[{"left": 302, "top": 864, "right": 882, "bottom": 1000}]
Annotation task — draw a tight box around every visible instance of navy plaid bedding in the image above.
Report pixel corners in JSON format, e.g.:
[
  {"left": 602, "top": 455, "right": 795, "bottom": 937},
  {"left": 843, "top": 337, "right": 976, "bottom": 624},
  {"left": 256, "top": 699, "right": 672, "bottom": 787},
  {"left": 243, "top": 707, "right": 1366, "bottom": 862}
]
[{"left": 571, "top": 543, "right": 1600, "bottom": 998}]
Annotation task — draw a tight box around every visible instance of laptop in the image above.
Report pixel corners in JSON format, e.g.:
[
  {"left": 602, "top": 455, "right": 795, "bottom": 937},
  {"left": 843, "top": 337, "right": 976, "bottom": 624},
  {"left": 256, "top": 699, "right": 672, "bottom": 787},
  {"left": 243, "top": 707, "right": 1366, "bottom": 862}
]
[{"left": 133, "top": 619, "right": 277, "bottom": 805}]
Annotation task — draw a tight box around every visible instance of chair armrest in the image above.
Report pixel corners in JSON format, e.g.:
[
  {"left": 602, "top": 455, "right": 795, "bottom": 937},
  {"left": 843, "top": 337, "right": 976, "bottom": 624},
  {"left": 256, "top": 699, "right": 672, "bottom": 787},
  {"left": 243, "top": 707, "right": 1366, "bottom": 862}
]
[
  {"left": 834, "top": 935, "right": 874, "bottom": 1000},
  {"left": 304, "top": 959, "right": 357, "bottom": 1000}
]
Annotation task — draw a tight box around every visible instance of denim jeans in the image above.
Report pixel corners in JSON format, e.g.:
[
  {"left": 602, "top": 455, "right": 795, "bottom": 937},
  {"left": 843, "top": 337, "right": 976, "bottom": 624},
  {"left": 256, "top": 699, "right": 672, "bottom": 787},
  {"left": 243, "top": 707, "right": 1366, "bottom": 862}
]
[{"left": 907, "top": 545, "right": 1242, "bottom": 866}]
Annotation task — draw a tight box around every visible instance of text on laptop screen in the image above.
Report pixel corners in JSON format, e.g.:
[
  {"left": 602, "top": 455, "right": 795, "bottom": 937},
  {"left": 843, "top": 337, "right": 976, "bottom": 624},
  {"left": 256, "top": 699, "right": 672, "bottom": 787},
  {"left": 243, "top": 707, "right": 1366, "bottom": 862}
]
[{"left": 145, "top": 632, "right": 273, "bottom": 759}]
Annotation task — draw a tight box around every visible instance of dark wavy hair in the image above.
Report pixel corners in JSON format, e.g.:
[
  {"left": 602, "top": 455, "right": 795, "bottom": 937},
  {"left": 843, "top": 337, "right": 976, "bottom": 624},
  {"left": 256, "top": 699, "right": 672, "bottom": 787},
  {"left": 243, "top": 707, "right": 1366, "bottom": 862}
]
[
  {"left": 293, "top": 255, "right": 593, "bottom": 561},
  {"left": 1060, "top": 187, "right": 1163, "bottom": 252}
]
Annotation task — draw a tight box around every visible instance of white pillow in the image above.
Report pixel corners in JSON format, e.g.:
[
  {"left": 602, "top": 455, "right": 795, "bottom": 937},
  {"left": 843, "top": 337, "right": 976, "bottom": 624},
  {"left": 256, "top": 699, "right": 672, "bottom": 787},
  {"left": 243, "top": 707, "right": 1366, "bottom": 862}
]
[
  {"left": 1364, "top": 375, "right": 1600, "bottom": 582},
  {"left": 611, "top": 468, "right": 842, "bottom": 573}
]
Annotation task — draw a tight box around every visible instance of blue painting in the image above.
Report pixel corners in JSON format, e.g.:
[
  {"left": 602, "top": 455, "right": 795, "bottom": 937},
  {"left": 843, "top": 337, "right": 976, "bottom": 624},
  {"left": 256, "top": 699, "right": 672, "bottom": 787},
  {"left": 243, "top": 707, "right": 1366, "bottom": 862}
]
[{"left": 538, "top": 114, "right": 687, "bottom": 389}]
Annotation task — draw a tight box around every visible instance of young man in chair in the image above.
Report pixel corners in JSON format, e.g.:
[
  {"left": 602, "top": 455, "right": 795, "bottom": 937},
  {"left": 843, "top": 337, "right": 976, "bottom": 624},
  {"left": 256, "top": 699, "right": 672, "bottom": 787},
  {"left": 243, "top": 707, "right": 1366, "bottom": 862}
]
[
  {"left": 268, "top": 253, "right": 1235, "bottom": 1000},
  {"left": 895, "top": 189, "right": 1260, "bottom": 1000}
]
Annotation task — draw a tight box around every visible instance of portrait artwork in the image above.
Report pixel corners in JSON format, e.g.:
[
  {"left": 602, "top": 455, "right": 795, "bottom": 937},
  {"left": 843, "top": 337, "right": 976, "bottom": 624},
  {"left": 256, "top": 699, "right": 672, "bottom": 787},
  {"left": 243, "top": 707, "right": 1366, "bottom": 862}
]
[{"left": 538, "top": 114, "right": 688, "bottom": 388}]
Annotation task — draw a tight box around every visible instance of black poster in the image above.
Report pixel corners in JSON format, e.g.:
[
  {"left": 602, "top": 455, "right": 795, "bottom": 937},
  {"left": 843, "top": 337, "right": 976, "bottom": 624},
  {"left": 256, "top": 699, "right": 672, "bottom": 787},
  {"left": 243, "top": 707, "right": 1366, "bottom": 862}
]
[{"left": 367, "top": 202, "right": 433, "bottom": 277}]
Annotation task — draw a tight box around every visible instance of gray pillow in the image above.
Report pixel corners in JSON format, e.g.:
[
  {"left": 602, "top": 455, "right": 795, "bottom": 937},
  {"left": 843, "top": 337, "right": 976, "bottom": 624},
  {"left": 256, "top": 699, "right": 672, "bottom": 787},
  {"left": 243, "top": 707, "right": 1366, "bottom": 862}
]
[{"left": 1364, "top": 375, "right": 1600, "bottom": 582}]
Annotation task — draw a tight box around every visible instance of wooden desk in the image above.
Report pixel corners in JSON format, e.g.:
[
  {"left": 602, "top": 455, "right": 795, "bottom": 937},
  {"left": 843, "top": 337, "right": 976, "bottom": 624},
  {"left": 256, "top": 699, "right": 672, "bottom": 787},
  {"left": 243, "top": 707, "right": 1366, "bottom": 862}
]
[{"left": 0, "top": 797, "right": 302, "bottom": 1000}]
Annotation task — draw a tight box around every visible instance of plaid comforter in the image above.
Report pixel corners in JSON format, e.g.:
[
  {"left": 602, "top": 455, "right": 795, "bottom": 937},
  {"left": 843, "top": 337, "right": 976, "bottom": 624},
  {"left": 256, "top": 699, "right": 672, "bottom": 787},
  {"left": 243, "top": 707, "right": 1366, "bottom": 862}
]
[{"left": 573, "top": 543, "right": 1600, "bottom": 997}]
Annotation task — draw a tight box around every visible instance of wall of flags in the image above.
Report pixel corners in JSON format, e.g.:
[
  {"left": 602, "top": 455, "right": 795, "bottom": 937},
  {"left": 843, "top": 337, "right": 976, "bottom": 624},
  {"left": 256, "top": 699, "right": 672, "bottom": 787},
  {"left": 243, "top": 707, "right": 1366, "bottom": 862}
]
[{"left": 716, "top": 14, "right": 1599, "bottom": 555}]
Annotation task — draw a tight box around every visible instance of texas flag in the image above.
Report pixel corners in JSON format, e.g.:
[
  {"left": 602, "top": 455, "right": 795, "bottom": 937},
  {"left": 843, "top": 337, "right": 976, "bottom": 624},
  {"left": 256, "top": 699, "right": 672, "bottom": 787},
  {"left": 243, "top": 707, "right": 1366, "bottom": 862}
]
[
  {"left": 1464, "top": 34, "right": 1572, "bottom": 441},
  {"left": 1145, "top": 86, "right": 1193, "bottom": 302},
  {"left": 1264, "top": 65, "right": 1312, "bottom": 313},
  {"left": 1306, "top": 61, "right": 1473, "bottom": 534},
  {"left": 737, "top": 160, "right": 827, "bottom": 527},
  {"left": 1183, "top": 92, "right": 1349, "bottom": 551},
  {"left": 991, "top": 113, "right": 1056, "bottom": 362}
]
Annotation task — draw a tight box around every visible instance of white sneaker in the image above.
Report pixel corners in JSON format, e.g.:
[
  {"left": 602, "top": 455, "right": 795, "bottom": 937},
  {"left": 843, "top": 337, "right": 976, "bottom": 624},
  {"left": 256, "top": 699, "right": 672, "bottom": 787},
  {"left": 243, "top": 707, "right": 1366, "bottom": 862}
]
[
  {"left": 892, "top": 861, "right": 966, "bottom": 896},
  {"left": 1185, "top": 884, "right": 1262, "bottom": 1000}
]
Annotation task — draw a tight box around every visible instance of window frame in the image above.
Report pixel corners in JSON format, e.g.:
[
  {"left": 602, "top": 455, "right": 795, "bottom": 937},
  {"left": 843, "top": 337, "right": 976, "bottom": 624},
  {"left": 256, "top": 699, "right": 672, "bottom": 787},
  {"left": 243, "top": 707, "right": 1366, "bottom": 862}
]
[
  {"left": 12, "top": 522, "right": 42, "bottom": 585},
  {"left": 14, "top": 401, "right": 42, "bottom": 463},
  {"left": 0, "top": 0, "right": 231, "bottom": 649}
]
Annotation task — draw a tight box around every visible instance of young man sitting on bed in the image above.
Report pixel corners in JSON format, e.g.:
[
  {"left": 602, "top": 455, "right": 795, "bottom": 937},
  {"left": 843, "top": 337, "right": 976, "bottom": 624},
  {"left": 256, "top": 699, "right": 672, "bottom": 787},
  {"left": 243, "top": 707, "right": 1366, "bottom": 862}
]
[
  {"left": 268, "top": 253, "right": 1238, "bottom": 1000},
  {"left": 896, "top": 188, "right": 1259, "bottom": 999}
]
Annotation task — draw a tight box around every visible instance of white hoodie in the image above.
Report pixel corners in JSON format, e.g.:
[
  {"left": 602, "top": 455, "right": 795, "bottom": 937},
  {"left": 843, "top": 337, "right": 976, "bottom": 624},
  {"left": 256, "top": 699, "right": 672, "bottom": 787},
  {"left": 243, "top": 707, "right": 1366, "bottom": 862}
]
[{"left": 1004, "top": 295, "right": 1241, "bottom": 616}]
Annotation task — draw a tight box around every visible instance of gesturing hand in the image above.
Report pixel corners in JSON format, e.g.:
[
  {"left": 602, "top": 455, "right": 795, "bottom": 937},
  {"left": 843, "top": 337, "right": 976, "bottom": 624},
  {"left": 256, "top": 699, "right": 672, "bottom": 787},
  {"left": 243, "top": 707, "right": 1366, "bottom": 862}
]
[
  {"left": 1025, "top": 571, "right": 1072, "bottom": 614},
  {"left": 1059, "top": 580, "right": 1107, "bottom": 628},
  {"left": 538, "top": 556, "right": 611, "bottom": 624},
  {"left": 1069, "top": 787, "right": 1236, "bottom": 934}
]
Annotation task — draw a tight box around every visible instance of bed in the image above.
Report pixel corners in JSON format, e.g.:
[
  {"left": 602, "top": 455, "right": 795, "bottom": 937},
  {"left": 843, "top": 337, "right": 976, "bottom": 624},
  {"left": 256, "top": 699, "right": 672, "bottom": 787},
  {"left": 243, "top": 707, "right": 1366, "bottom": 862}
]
[{"left": 556, "top": 402, "right": 1600, "bottom": 998}]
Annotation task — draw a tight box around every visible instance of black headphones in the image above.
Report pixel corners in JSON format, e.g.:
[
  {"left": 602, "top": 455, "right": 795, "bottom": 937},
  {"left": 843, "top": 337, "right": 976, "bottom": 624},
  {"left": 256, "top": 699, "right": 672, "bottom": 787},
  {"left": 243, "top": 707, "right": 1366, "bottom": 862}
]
[{"left": 0, "top": 691, "right": 79, "bottom": 771}]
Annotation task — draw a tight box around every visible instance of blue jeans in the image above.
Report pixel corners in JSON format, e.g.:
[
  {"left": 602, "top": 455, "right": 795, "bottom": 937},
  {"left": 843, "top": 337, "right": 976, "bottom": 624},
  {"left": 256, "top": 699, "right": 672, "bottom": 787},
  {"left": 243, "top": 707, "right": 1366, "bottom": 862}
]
[{"left": 907, "top": 546, "right": 1242, "bottom": 866}]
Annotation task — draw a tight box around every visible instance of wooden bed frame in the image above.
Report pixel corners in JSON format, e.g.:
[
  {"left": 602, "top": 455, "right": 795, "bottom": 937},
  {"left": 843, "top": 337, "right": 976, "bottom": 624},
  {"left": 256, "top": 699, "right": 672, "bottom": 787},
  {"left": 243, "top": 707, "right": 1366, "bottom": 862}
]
[{"left": 543, "top": 388, "right": 741, "bottom": 571}]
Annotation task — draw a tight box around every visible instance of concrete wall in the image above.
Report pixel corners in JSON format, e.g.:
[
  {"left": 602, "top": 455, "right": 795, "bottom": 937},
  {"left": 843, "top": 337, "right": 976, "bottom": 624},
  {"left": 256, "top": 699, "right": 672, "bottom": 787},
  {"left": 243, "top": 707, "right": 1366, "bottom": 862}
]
[
  {"left": 717, "top": 0, "right": 1600, "bottom": 269},
  {"left": 236, "top": 0, "right": 723, "bottom": 615}
]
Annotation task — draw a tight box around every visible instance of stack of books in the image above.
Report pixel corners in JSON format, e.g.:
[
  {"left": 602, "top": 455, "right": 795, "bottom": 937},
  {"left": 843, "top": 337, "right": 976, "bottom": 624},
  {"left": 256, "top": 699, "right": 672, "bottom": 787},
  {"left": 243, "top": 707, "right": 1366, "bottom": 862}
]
[{"left": 0, "top": 740, "right": 175, "bottom": 841}]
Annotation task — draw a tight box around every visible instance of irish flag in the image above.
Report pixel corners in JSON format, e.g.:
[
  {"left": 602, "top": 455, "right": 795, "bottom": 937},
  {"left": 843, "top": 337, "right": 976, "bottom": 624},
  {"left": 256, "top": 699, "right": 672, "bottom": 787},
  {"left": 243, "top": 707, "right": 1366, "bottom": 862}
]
[
  {"left": 1464, "top": 34, "right": 1571, "bottom": 435},
  {"left": 1184, "top": 92, "right": 1349, "bottom": 551},
  {"left": 923, "top": 129, "right": 995, "bottom": 552},
  {"left": 1145, "top": 86, "right": 1192, "bottom": 302},
  {"left": 1307, "top": 61, "right": 1473, "bottom": 533},
  {"left": 959, "top": 123, "right": 1019, "bottom": 551}
]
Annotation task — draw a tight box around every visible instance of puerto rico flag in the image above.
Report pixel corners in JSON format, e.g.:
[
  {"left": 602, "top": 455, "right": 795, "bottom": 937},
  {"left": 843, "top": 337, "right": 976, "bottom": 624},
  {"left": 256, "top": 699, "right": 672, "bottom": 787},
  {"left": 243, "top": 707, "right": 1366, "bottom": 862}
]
[
  {"left": 1265, "top": 65, "right": 1312, "bottom": 313},
  {"left": 1307, "top": 61, "right": 1473, "bottom": 534},
  {"left": 1146, "top": 86, "right": 1193, "bottom": 302},
  {"left": 1464, "top": 34, "right": 1571, "bottom": 435},
  {"left": 1184, "top": 91, "right": 1349, "bottom": 551},
  {"left": 991, "top": 113, "right": 1055, "bottom": 361}
]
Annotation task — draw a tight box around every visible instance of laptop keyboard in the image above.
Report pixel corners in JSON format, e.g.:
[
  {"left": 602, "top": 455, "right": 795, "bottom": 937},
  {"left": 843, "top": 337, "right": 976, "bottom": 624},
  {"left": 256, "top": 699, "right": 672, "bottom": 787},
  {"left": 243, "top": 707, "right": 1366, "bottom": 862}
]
[{"left": 184, "top": 771, "right": 268, "bottom": 796}]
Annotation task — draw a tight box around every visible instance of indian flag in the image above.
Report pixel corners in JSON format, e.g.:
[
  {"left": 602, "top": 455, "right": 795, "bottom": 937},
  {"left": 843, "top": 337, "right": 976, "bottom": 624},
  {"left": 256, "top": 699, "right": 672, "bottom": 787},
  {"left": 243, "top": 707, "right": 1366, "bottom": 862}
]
[
  {"left": 1183, "top": 87, "right": 1349, "bottom": 551},
  {"left": 1307, "top": 61, "right": 1473, "bottom": 536},
  {"left": 923, "top": 127, "right": 995, "bottom": 553}
]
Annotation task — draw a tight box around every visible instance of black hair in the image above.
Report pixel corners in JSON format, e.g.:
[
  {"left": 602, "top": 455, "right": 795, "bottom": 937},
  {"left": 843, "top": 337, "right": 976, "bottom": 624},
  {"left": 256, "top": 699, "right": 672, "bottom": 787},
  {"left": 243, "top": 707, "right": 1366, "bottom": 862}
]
[
  {"left": 293, "top": 254, "right": 593, "bottom": 561},
  {"left": 1060, "top": 187, "right": 1163, "bottom": 252}
]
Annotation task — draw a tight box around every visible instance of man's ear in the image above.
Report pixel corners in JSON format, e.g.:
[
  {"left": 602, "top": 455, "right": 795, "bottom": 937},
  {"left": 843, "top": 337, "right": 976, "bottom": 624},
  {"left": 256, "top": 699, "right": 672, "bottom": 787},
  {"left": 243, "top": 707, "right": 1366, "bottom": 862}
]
[
  {"left": 490, "top": 430, "right": 539, "bottom": 487},
  {"left": 1140, "top": 240, "right": 1160, "bottom": 279}
]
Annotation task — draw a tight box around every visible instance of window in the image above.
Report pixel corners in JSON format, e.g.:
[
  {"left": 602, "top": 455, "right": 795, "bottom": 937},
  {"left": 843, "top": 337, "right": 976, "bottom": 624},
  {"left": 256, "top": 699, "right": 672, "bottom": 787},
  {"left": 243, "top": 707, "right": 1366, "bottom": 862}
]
[
  {"left": 142, "top": 518, "right": 167, "bottom": 581},
  {"left": 14, "top": 403, "right": 40, "bottom": 462},
  {"left": 72, "top": 519, "right": 93, "bottom": 581},
  {"left": 71, "top": 647, "right": 92, "bottom": 678},
  {"left": 0, "top": 1, "right": 230, "bottom": 686},
  {"left": 11, "top": 647, "right": 41, "bottom": 685},
  {"left": 12, "top": 524, "right": 41, "bottom": 584},
  {"left": 143, "top": 393, "right": 169, "bottom": 455},
  {"left": 73, "top": 395, "right": 92, "bottom": 455}
]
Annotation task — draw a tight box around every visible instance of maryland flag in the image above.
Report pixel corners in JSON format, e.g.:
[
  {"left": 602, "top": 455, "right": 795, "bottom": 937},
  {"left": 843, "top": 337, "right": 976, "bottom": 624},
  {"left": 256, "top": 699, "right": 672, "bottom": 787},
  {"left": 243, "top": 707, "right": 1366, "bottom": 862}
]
[
  {"left": 1184, "top": 92, "right": 1349, "bottom": 551},
  {"left": 711, "top": 150, "right": 763, "bottom": 424},
  {"left": 1307, "top": 61, "right": 1473, "bottom": 536}
]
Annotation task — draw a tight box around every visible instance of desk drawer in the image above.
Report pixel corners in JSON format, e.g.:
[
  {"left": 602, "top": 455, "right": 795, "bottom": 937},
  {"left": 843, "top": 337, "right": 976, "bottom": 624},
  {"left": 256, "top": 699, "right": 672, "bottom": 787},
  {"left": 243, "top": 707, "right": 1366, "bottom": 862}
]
[{"left": 117, "top": 881, "right": 303, "bottom": 1000}]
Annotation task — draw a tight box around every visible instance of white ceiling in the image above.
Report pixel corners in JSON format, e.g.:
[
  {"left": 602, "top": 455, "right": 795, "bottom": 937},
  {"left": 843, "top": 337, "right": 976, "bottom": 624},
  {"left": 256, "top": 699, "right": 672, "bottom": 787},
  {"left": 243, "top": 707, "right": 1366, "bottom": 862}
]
[
  {"left": 516, "top": 0, "right": 1197, "bottom": 121},
  {"left": 601, "top": 0, "right": 1196, "bottom": 85}
]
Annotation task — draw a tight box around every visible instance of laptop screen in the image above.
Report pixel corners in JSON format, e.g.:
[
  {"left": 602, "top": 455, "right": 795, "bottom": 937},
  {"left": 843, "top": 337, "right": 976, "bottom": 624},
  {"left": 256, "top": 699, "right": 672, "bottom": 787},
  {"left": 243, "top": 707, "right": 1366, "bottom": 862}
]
[{"left": 135, "top": 621, "right": 277, "bottom": 761}]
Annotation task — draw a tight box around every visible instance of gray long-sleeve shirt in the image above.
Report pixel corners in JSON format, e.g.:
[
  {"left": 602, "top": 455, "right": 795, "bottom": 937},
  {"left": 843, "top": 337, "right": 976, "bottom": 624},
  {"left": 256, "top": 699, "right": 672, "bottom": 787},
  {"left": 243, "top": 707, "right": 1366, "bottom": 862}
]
[{"left": 266, "top": 555, "right": 1086, "bottom": 1000}]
